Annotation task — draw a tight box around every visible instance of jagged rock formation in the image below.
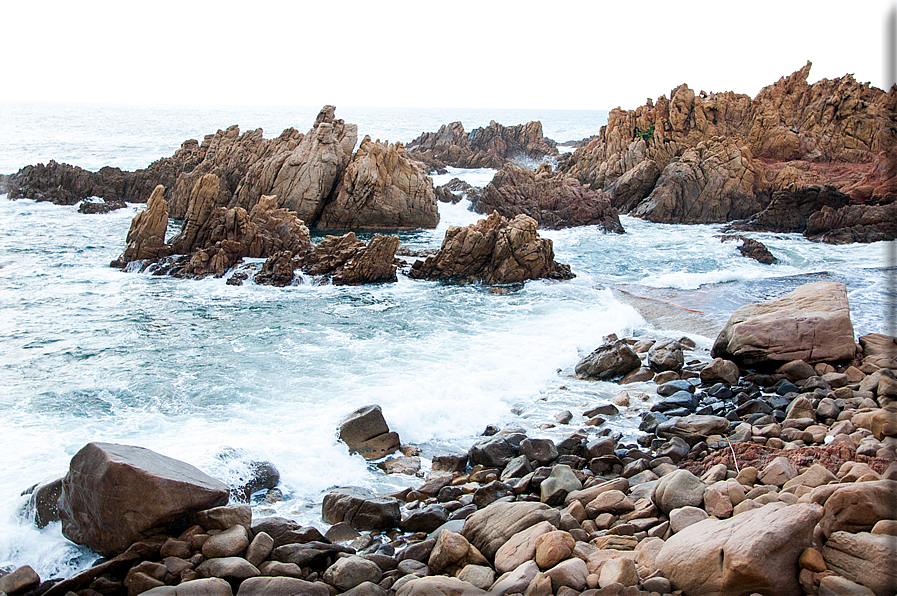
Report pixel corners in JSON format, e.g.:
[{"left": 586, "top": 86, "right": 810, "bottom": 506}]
[
  {"left": 112, "top": 175, "right": 400, "bottom": 285},
  {"left": 111, "top": 185, "right": 171, "bottom": 267},
  {"left": 435, "top": 178, "right": 483, "bottom": 204},
  {"left": 8, "top": 161, "right": 128, "bottom": 204},
  {"left": 254, "top": 233, "right": 402, "bottom": 287},
  {"left": 559, "top": 62, "right": 897, "bottom": 242},
  {"left": 409, "top": 212, "right": 574, "bottom": 284},
  {"left": 472, "top": 163, "right": 624, "bottom": 231},
  {"left": 112, "top": 174, "right": 314, "bottom": 277},
  {"left": 9, "top": 106, "right": 440, "bottom": 234},
  {"left": 406, "top": 120, "right": 557, "bottom": 170},
  {"left": 316, "top": 137, "right": 440, "bottom": 230}
]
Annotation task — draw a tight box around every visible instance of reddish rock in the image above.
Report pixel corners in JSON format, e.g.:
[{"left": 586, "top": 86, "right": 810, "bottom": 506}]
[{"left": 558, "top": 62, "right": 896, "bottom": 242}]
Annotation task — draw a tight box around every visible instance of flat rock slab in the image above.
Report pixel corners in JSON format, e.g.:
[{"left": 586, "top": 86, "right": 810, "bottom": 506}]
[
  {"left": 656, "top": 502, "right": 823, "bottom": 596},
  {"left": 58, "top": 443, "right": 229, "bottom": 556},
  {"left": 712, "top": 281, "right": 856, "bottom": 367}
]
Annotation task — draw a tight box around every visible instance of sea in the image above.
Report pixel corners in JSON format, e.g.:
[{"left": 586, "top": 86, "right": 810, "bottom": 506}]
[{"left": 0, "top": 100, "right": 892, "bottom": 580}]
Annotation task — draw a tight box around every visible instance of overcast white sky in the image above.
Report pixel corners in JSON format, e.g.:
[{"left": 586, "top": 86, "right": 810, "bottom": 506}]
[{"left": 3, "top": 1, "right": 894, "bottom": 111}]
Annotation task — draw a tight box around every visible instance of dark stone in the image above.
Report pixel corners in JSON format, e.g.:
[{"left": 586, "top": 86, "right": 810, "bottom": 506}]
[
  {"left": 321, "top": 488, "right": 401, "bottom": 531},
  {"left": 57, "top": 443, "right": 229, "bottom": 557},
  {"left": 575, "top": 341, "right": 641, "bottom": 381},
  {"left": 468, "top": 436, "right": 515, "bottom": 469},
  {"left": 650, "top": 392, "right": 698, "bottom": 413},
  {"left": 399, "top": 506, "right": 449, "bottom": 533},
  {"left": 657, "top": 380, "right": 695, "bottom": 397},
  {"left": 518, "top": 439, "right": 558, "bottom": 465},
  {"left": 639, "top": 411, "right": 669, "bottom": 433}
]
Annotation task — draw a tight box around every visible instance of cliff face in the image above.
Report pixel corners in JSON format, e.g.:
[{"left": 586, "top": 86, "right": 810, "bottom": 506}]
[{"left": 559, "top": 62, "right": 896, "bottom": 241}]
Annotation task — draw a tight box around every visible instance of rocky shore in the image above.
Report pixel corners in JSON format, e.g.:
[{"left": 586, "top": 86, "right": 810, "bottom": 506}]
[{"left": 4, "top": 281, "right": 895, "bottom": 596}]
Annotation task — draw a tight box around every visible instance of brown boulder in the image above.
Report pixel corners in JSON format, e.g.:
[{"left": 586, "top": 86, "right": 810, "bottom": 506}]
[
  {"left": 57, "top": 442, "right": 229, "bottom": 556},
  {"left": 321, "top": 487, "right": 401, "bottom": 530},
  {"left": 817, "top": 480, "right": 897, "bottom": 537},
  {"left": 656, "top": 502, "right": 823, "bottom": 596},
  {"left": 317, "top": 137, "right": 439, "bottom": 231},
  {"left": 461, "top": 500, "right": 560, "bottom": 561},
  {"left": 575, "top": 340, "right": 641, "bottom": 381},
  {"left": 859, "top": 333, "right": 897, "bottom": 370},
  {"left": 822, "top": 531, "right": 897, "bottom": 596},
  {"left": 338, "top": 405, "right": 400, "bottom": 460},
  {"left": 409, "top": 212, "right": 574, "bottom": 284},
  {"left": 712, "top": 281, "right": 857, "bottom": 367}
]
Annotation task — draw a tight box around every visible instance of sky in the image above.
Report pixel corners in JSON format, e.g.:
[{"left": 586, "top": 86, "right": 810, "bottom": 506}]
[{"left": 3, "top": 1, "right": 894, "bottom": 111}]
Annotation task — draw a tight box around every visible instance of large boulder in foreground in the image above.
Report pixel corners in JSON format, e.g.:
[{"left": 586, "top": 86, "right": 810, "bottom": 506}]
[
  {"left": 711, "top": 281, "right": 857, "bottom": 367},
  {"left": 655, "top": 502, "right": 823, "bottom": 596},
  {"left": 461, "top": 500, "right": 560, "bottom": 561},
  {"left": 409, "top": 212, "right": 574, "bottom": 284},
  {"left": 58, "top": 443, "right": 230, "bottom": 556}
]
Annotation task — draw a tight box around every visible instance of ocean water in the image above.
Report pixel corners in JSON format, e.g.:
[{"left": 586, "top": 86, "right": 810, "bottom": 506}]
[{"left": 0, "top": 102, "right": 891, "bottom": 580}]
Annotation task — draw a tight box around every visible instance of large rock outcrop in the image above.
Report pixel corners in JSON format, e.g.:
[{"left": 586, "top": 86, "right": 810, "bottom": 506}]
[
  {"left": 112, "top": 174, "right": 402, "bottom": 285},
  {"left": 406, "top": 120, "right": 558, "bottom": 170},
  {"left": 57, "top": 442, "right": 230, "bottom": 556},
  {"left": 316, "top": 136, "right": 440, "bottom": 230},
  {"left": 472, "top": 163, "right": 624, "bottom": 231},
  {"left": 559, "top": 62, "right": 896, "bottom": 241},
  {"left": 8, "top": 161, "right": 128, "bottom": 205},
  {"left": 112, "top": 184, "right": 171, "bottom": 266},
  {"left": 711, "top": 281, "right": 857, "bottom": 367},
  {"left": 112, "top": 173, "right": 315, "bottom": 277},
  {"left": 408, "top": 212, "right": 574, "bottom": 284},
  {"left": 11, "top": 106, "right": 442, "bottom": 235}
]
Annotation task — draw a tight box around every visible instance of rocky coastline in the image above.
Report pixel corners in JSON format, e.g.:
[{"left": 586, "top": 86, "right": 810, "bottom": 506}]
[{"left": 4, "top": 281, "right": 896, "bottom": 596}]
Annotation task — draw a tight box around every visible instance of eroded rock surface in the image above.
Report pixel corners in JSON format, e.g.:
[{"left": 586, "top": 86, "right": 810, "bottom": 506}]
[
  {"left": 408, "top": 212, "right": 574, "bottom": 284},
  {"left": 406, "top": 120, "right": 557, "bottom": 171},
  {"left": 472, "top": 163, "right": 623, "bottom": 232},
  {"left": 712, "top": 281, "right": 857, "bottom": 367},
  {"left": 558, "top": 62, "right": 896, "bottom": 241}
]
